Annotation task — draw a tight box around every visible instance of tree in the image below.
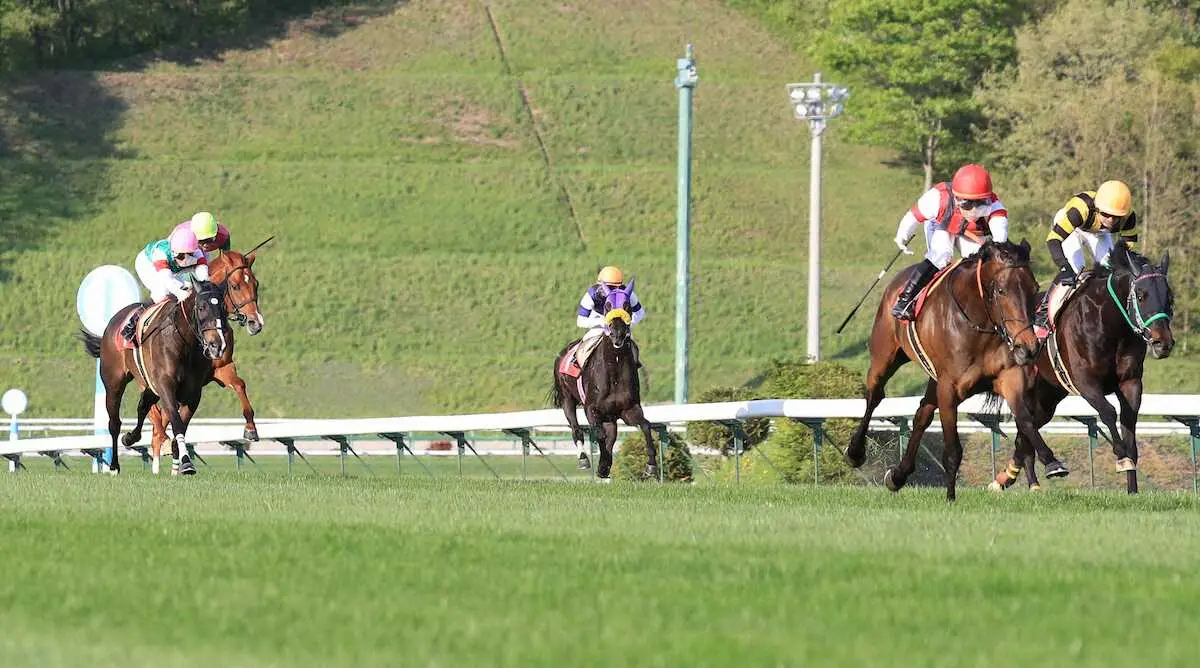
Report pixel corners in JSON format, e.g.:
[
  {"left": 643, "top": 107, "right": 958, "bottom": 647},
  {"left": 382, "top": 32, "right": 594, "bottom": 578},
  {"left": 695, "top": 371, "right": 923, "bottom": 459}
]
[
  {"left": 810, "top": 0, "right": 1026, "bottom": 189},
  {"left": 978, "top": 0, "right": 1200, "bottom": 346}
]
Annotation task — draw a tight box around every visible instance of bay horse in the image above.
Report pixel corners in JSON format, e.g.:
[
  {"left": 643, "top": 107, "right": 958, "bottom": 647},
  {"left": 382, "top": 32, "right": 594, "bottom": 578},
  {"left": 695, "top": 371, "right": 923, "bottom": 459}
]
[
  {"left": 992, "top": 245, "right": 1174, "bottom": 495},
  {"left": 146, "top": 248, "right": 266, "bottom": 467},
  {"left": 550, "top": 280, "right": 656, "bottom": 481},
  {"left": 79, "top": 279, "right": 229, "bottom": 475},
  {"left": 844, "top": 239, "right": 1053, "bottom": 501}
]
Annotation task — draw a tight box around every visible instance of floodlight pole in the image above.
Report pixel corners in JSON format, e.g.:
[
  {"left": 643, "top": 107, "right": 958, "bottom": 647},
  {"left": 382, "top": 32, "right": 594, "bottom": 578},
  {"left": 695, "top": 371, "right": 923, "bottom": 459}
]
[{"left": 786, "top": 73, "right": 848, "bottom": 363}]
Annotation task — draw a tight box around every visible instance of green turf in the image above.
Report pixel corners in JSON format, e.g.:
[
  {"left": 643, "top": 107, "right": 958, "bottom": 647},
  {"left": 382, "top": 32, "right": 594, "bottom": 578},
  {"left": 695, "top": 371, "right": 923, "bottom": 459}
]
[
  {"left": 0, "top": 476, "right": 1197, "bottom": 666},
  {"left": 1, "top": 0, "right": 1198, "bottom": 420}
]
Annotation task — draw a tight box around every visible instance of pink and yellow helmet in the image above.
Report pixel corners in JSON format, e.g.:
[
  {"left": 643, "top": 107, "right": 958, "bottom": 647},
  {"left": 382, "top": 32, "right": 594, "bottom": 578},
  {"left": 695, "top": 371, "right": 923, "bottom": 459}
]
[{"left": 169, "top": 227, "right": 200, "bottom": 254}]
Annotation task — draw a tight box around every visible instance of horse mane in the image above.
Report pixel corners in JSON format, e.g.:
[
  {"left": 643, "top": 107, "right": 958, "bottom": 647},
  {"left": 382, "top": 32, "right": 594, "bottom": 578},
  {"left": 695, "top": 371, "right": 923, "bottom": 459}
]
[{"left": 971, "top": 239, "right": 1031, "bottom": 269}]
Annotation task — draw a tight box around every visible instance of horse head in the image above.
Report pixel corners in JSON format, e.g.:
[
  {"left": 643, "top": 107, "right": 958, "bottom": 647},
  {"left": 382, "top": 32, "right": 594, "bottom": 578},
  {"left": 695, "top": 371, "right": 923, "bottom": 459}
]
[
  {"left": 188, "top": 278, "right": 230, "bottom": 360},
  {"left": 1111, "top": 245, "right": 1174, "bottom": 358},
  {"left": 602, "top": 277, "right": 635, "bottom": 349},
  {"left": 209, "top": 250, "right": 264, "bottom": 336},
  {"left": 976, "top": 239, "right": 1040, "bottom": 365}
]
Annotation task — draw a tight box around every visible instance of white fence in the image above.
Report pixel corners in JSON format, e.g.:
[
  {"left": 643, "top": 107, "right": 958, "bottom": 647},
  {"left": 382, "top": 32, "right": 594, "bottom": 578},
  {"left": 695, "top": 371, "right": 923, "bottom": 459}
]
[{"left": 4, "top": 393, "right": 1199, "bottom": 463}]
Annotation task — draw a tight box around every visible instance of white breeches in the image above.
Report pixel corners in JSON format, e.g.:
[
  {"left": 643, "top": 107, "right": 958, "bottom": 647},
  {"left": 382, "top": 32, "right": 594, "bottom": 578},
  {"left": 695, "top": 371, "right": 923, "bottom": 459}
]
[
  {"left": 1058, "top": 224, "right": 1114, "bottom": 273},
  {"left": 924, "top": 221, "right": 986, "bottom": 270}
]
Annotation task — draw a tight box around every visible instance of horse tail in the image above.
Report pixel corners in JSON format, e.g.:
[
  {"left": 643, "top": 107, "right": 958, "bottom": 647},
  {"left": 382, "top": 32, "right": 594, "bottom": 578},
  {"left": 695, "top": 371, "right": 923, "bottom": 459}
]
[
  {"left": 549, "top": 353, "right": 565, "bottom": 408},
  {"left": 78, "top": 328, "right": 102, "bottom": 359},
  {"left": 980, "top": 391, "right": 1004, "bottom": 418}
]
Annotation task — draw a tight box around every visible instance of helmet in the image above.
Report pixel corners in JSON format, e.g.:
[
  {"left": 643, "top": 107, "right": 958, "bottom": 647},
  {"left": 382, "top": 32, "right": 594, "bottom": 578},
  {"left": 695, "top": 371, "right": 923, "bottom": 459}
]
[
  {"left": 189, "top": 211, "right": 218, "bottom": 240},
  {"left": 1095, "top": 180, "right": 1133, "bottom": 217},
  {"left": 950, "top": 164, "right": 993, "bottom": 200},
  {"left": 596, "top": 266, "right": 624, "bottom": 286},
  {"left": 169, "top": 227, "right": 200, "bottom": 255}
]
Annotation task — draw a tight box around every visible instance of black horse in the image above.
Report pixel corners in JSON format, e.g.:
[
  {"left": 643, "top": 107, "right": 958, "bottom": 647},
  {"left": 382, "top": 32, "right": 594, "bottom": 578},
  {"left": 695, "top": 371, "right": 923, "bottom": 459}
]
[
  {"left": 79, "top": 279, "right": 228, "bottom": 475},
  {"left": 992, "top": 245, "right": 1174, "bottom": 495},
  {"left": 550, "top": 280, "right": 656, "bottom": 481}
]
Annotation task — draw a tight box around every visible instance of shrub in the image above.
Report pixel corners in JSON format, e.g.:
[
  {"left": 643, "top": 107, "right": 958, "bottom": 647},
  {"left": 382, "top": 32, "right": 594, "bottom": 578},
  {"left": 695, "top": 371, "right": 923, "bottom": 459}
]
[
  {"left": 685, "top": 385, "right": 770, "bottom": 456},
  {"left": 723, "top": 359, "right": 865, "bottom": 484},
  {"left": 615, "top": 430, "right": 693, "bottom": 482}
]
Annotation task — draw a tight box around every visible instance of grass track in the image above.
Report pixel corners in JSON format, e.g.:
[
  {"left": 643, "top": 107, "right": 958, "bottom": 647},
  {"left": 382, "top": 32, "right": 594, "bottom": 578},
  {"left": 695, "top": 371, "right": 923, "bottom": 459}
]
[{"left": 1, "top": 475, "right": 1197, "bottom": 666}]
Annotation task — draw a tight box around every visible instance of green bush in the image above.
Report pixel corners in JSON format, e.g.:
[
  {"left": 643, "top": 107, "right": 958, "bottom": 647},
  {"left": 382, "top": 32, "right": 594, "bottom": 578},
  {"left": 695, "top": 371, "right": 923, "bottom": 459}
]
[
  {"left": 615, "top": 430, "right": 693, "bottom": 483},
  {"left": 723, "top": 359, "right": 865, "bottom": 485},
  {"left": 685, "top": 386, "right": 770, "bottom": 456}
]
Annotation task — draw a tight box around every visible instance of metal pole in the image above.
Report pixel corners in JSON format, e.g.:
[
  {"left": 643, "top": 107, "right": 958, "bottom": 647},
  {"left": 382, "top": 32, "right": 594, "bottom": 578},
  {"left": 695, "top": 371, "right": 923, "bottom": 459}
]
[
  {"left": 674, "top": 44, "right": 697, "bottom": 404},
  {"left": 807, "top": 73, "right": 824, "bottom": 362},
  {"left": 7, "top": 415, "right": 17, "bottom": 473}
]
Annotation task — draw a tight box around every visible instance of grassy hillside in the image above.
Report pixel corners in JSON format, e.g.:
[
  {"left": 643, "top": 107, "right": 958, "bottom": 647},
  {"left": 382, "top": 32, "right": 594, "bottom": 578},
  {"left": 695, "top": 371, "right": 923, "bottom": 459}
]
[{"left": 1, "top": 0, "right": 1196, "bottom": 419}]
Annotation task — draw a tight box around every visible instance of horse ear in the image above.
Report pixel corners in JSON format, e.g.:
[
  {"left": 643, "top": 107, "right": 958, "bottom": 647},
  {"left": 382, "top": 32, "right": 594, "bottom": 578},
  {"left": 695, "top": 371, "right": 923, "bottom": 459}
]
[
  {"left": 1161, "top": 250, "right": 1170, "bottom": 275},
  {"left": 1019, "top": 239, "right": 1030, "bottom": 256},
  {"left": 625, "top": 276, "right": 635, "bottom": 293}
]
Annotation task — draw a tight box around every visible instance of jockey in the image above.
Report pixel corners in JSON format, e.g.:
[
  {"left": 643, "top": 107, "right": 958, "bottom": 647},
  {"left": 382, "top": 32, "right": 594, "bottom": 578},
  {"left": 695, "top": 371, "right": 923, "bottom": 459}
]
[
  {"left": 123, "top": 227, "right": 210, "bottom": 342},
  {"left": 174, "top": 211, "right": 231, "bottom": 257},
  {"left": 574, "top": 265, "right": 644, "bottom": 366},
  {"left": 1034, "top": 180, "right": 1138, "bottom": 334},
  {"left": 890, "top": 164, "right": 1010, "bottom": 320}
]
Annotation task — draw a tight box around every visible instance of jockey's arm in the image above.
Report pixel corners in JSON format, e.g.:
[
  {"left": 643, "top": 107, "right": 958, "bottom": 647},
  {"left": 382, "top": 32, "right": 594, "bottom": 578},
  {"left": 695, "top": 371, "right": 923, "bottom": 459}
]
[
  {"left": 1047, "top": 201, "right": 1084, "bottom": 271},
  {"left": 984, "top": 202, "right": 1009, "bottom": 242},
  {"left": 1118, "top": 212, "right": 1139, "bottom": 252},
  {"left": 629, "top": 292, "right": 645, "bottom": 325},
  {"left": 894, "top": 187, "right": 941, "bottom": 248},
  {"left": 576, "top": 290, "right": 604, "bottom": 329},
  {"left": 156, "top": 267, "right": 191, "bottom": 301}
]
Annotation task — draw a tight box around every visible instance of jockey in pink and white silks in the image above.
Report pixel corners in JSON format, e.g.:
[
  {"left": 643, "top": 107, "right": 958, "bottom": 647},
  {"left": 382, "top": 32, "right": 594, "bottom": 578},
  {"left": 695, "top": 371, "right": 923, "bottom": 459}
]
[
  {"left": 574, "top": 265, "right": 644, "bottom": 367},
  {"left": 891, "top": 164, "right": 1011, "bottom": 320},
  {"left": 123, "top": 227, "right": 211, "bottom": 343}
]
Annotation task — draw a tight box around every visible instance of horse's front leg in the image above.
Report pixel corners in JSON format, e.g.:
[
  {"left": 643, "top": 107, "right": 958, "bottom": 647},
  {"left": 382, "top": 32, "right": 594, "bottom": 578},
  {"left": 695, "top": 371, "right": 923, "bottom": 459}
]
[
  {"left": 621, "top": 405, "right": 657, "bottom": 480},
  {"left": 1115, "top": 377, "right": 1143, "bottom": 495},
  {"left": 994, "top": 367, "right": 1049, "bottom": 494},
  {"left": 936, "top": 384, "right": 964, "bottom": 502},
  {"left": 156, "top": 387, "right": 194, "bottom": 476},
  {"left": 596, "top": 420, "right": 618, "bottom": 482},
  {"left": 214, "top": 362, "right": 258, "bottom": 441},
  {"left": 886, "top": 380, "right": 937, "bottom": 492}
]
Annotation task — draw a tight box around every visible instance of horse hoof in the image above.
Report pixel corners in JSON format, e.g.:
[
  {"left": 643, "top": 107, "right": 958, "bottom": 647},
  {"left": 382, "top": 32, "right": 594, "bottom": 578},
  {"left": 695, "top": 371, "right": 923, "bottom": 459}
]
[
  {"left": 597, "top": 476, "right": 612, "bottom": 485},
  {"left": 107, "top": 466, "right": 121, "bottom": 476},
  {"left": 883, "top": 468, "right": 902, "bottom": 492},
  {"left": 1029, "top": 483, "right": 1043, "bottom": 492},
  {"left": 987, "top": 480, "right": 1005, "bottom": 493},
  {"left": 244, "top": 427, "right": 259, "bottom": 442},
  {"left": 1045, "top": 461, "right": 1070, "bottom": 478},
  {"left": 120, "top": 432, "right": 139, "bottom": 447},
  {"left": 1115, "top": 457, "right": 1137, "bottom": 472},
  {"left": 644, "top": 465, "right": 659, "bottom": 480},
  {"left": 577, "top": 455, "right": 591, "bottom": 471},
  {"left": 844, "top": 451, "right": 866, "bottom": 469}
]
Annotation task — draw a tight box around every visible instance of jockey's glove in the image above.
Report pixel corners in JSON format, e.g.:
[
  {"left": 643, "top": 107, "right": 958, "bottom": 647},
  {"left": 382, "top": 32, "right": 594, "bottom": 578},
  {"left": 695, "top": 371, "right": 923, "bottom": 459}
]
[
  {"left": 1055, "top": 265, "right": 1077, "bottom": 287},
  {"left": 894, "top": 234, "right": 914, "bottom": 255}
]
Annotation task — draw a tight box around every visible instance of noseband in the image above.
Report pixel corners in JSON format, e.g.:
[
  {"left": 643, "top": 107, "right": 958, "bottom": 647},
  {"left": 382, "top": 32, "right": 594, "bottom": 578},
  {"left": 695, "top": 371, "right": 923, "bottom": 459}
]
[
  {"left": 947, "top": 258, "right": 1034, "bottom": 351},
  {"left": 1109, "top": 271, "right": 1171, "bottom": 343},
  {"left": 217, "top": 263, "right": 260, "bottom": 326}
]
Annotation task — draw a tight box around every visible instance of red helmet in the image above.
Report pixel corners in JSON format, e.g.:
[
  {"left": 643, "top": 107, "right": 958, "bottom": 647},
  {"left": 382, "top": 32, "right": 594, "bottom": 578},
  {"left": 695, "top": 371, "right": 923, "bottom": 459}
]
[{"left": 951, "top": 164, "right": 993, "bottom": 200}]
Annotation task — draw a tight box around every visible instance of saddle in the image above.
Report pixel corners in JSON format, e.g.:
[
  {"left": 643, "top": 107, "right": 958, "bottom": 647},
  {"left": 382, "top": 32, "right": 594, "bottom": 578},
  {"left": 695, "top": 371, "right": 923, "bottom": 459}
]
[
  {"left": 910, "top": 260, "right": 963, "bottom": 321},
  {"left": 1041, "top": 270, "right": 1094, "bottom": 336},
  {"left": 115, "top": 300, "right": 172, "bottom": 351}
]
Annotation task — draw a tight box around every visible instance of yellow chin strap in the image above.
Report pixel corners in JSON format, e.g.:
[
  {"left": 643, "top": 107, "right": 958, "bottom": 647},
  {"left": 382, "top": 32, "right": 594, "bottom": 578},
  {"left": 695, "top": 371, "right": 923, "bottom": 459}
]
[{"left": 605, "top": 308, "right": 632, "bottom": 325}]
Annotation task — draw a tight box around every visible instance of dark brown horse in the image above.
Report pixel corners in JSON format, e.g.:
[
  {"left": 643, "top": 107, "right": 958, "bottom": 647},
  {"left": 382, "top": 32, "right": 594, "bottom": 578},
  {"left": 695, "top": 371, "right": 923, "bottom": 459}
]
[
  {"left": 550, "top": 280, "right": 656, "bottom": 481},
  {"left": 79, "top": 279, "right": 228, "bottom": 475},
  {"left": 147, "top": 249, "right": 266, "bottom": 465},
  {"left": 845, "top": 239, "right": 1053, "bottom": 501},
  {"left": 992, "top": 246, "right": 1174, "bottom": 495}
]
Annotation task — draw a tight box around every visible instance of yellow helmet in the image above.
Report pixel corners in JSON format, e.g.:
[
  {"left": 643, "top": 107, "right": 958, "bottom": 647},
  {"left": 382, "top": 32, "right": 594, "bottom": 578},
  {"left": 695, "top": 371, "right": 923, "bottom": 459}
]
[
  {"left": 189, "top": 211, "right": 219, "bottom": 240},
  {"left": 596, "top": 266, "right": 623, "bottom": 286},
  {"left": 1095, "top": 181, "right": 1132, "bottom": 217}
]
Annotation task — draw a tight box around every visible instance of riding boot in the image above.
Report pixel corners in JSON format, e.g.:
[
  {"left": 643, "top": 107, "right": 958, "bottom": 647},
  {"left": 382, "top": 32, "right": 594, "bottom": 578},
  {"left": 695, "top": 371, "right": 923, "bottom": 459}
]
[
  {"left": 891, "top": 259, "right": 937, "bottom": 321},
  {"left": 1032, "top": 291, "right": 1052, "bottom": 333},
  {"left": 120, "top": 316, "right": 139, "bottom": 345}
]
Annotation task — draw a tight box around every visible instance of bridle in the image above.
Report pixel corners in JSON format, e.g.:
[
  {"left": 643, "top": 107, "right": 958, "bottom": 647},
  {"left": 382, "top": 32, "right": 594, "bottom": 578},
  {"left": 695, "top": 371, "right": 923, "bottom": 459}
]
[
  {"left": 1108, "top": 270, "right": 1172, "bottom": 343},
  {"left": 215, "top": 262, "right": 260, "bottom": 326},
  {"left": 946, "top": 257, "right": 1036, "bottom": 351}
]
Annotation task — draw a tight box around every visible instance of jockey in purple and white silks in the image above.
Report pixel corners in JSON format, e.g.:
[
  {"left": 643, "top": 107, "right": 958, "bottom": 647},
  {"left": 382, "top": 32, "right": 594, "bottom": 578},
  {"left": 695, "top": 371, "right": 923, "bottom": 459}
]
[{"left": 573, "top": 265, "right": 644, "bottom": 368}]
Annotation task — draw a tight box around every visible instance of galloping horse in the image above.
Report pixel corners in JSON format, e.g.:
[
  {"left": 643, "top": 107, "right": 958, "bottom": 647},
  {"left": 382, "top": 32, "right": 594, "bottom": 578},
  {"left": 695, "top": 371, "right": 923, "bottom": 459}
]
[
  {"left": 147, "top": 248, "right": 266, "bottom": 459},
  {"left": 844, "top": 240, "right": 1053, "bottom": 501},
  {"left": 992, "top": 245, "right": 1174, "bottom": 495},
  {"left": 79, "top": 279, "right": 229, "bottom": 475},
  {"left": 550, "top": 280, "right": 656, "bottom": 481}
]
